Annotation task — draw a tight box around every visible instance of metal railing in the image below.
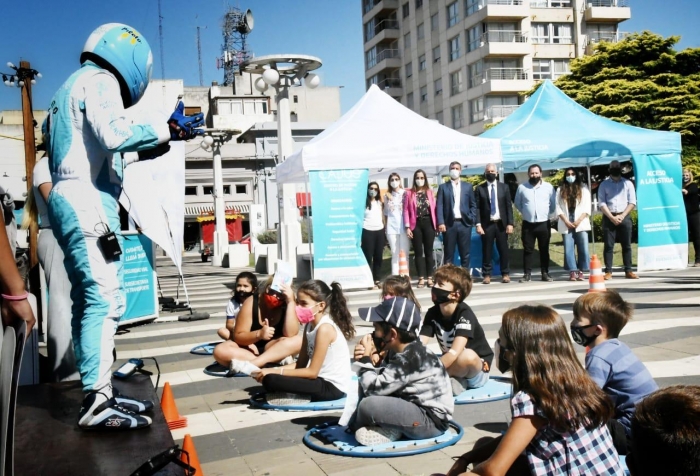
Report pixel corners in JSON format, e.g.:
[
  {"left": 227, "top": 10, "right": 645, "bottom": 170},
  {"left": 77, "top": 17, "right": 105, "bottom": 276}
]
[
  {"left": 587, "top": 31, "right": 628, "bottom": 44},
  {"left": 478, "top": 67, "right": 529, "bottom": 82},
  {"left": 530, "top": 0, "right": 571, "bottom": 7},
  {"left": 467, "top": 0, "right": 524, "bottom": 15},
  {"left": 366, "top": 49, "right": 401, "bottom": 70},
  {"left": 365, "top": 19, "right": 400, "bottom": 41},
  {"left": 481, "top": 30, "right": 528, "bottom": 43},
  {"left": 378, "top": 78, "right": 402, "bottom": 89},
  {"left": 363, "top": 0, "right": 397, "bottom": 14},
  {"left": 485, "top": 105, "right": 519, "bottom": 120},
  {"left": 585, "top": 0, "right": 629, "bottom": 7}
]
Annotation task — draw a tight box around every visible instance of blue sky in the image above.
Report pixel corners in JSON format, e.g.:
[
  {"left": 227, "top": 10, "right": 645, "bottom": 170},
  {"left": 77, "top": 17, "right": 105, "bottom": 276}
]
[{"left": 0, "top": 0, "right": 698, "bottom": 114}]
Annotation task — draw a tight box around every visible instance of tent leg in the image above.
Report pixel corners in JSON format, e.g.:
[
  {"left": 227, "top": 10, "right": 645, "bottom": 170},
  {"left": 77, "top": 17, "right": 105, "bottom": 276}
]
[
  {"left": 305, "top": 177, "right": 314, "bottom": 279},
  {"left": 587, "top": 165, "right": 594, "bottom": 255}
]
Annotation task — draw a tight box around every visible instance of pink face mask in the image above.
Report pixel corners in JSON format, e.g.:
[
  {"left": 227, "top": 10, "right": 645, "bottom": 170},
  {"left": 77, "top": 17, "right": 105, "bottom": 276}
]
[
  {"left": 383, "top": 295, "right": 394, "bottom": 301},
  {"left": 296, "top": 303, "right": 319, "bottom": 324}
]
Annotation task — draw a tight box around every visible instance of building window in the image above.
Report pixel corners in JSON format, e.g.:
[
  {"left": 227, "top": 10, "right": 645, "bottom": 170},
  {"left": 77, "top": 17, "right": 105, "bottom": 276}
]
[
  {"left": 433, "top": 45, "right": 441, "bottom": 63},
  {"left": 447, "top": 2, "right": 459, "bottom": 27},
  {"left": 406, "top": 61, "right": 413, "bottom": 78},
  {"left": 452, "top": 104, "right": 464, "bottom": 129},
  {"left": 420, "top": 85, "right": 428, "bottom": 102},
  {"left": 366, "top": 48, "right": 377, "bottom": 70},
  {"left": 184, "top": 106, "right": 201, "bottom": 116},
  {"left": 468, "top": 60, "right": 484, "bottom": 88},
  {"left": 450, "top": 69, "right": 464, "bottom": 95},
  {"left": 416, "top": 0, "right": 423, "bottom": 8},
  {"left": 404, "top": 32, "right": 411, "bottom": 50},
  {"left": 185, "top": 186, "right": 197, "bottom": 196},
  {"left": 532, "top": 59, "right": 570, "bottom": 80},
  {"left": 367, "top": 75, "right": 379, "bottom": 89},
  {"left": 531, "top": 22, "right": 573, "bottom": 44},
  {"left": 431, "top": 12, "right": 439, "bottom": 31},
  {"left": 419, "top": 54, "right": 427, "bottom": 71},
  {"left": 407, "top": 92, "right": 415, "bottom": 109},
  {"left": 436, "top": 110, "right": 444, "bottom": 124},
  {"left": 434, "top": 77, "right": 443, "bottom": 96},
  {"left": 417, "top": 22, "right": 425, "bottom": 40},
  {"left": 293, "top": 95, "right": 298, "bottom": 104},
  {"left": 223, "top": 185, "right": 231, "bottom": 195},
  {"left": 449, "top": 35, "right": 461, "bottom": 61},
  {"left": 203, "top": 186, "right": 214, "bottom": 196},
  {"left": 470, "top": 96, "right": 484, "bottom": 123},
  {"left": 467, "top": 24, "right": 483, "bottom": 52},
  {"left": 236, "top": 184, "right": 247, "bottom": 194},
  {"left": 402, "top": 2, "right": 410, "bottom": 18}
]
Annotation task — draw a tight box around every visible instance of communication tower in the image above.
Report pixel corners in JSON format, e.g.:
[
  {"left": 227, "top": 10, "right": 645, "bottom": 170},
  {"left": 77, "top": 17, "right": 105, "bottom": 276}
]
[{"left": 218, "top": 6, "right": 254, "bottom": 88}]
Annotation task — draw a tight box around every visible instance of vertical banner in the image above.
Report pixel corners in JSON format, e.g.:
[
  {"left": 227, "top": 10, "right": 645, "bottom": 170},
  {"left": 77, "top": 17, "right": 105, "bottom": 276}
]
[
  {"left": 310, "top": 169, "right": 374, "bottom": 289},
  {"left": 633, "top": 153, "right": 688, "bottom": 271},
  {"left": 120, "top": 232, "right": 159, "bottom": 325}
]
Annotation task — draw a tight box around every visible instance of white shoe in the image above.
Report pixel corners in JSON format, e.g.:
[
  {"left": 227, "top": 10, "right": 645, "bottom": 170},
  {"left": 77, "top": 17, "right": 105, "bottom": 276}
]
[
  {"left": 355, "top": 426, "right": 402, "bottom": 446},
  {"left": 278, "top": 355, "right": 296, "bottom": 366},
  {"left": 265, "top": 392, "right": 311, "bottom": 406},
  {"left": 229, "top": 359, "right": 260, "bottom": 376}
]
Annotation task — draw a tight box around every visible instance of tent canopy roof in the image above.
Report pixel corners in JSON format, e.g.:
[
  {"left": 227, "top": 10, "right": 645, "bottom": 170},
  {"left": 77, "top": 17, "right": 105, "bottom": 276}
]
[
  {"left": 276, "top": 85, "right": 501, "bottom": 183},
  {"left": 481, "top": 80, "right": 682, "bottom": 172}
]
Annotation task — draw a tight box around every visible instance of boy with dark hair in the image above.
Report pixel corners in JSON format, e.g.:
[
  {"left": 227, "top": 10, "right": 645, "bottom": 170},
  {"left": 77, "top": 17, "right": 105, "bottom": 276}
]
[
  {"left": 420, "top": 264, "right": 493, "bottom": 396},
  {"left": 628, "top": 385, "right": 700, "bottom": 476},
  {"left": 570, "top": 290, "right": 658, "bottom": 454},
  {"left": 352, "top": 296, "right": 453, "bottom": 446}
]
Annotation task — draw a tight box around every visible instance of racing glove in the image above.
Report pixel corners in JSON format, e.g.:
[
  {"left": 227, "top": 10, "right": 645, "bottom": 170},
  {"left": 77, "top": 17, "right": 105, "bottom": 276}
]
[{"left": 168, "top": 102, "right": 205, "bottom": 141}]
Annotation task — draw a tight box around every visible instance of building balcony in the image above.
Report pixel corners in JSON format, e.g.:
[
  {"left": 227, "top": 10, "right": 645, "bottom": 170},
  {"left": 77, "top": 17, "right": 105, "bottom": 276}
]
[
  {"left": 366, "top": 49, "right": 402, "bottom": 76},
  {"left": 583, "top": 0, "right": 631, "bottom": 22},
  {"left": 530, "top": 0, "right": 571, "bottom": 7},
  {"left": 364, "top": 19, "right": 400, "bottom": 50},
  {"left": 362, "top": 0, "right": 399, "bottom": 23},
  {"left": 471, "top": 68, "right": 532, "bottom": 93},
  {"left": 585, "top": 31, "right": 628, "bottom": 54},
  {"left": 467, "top": 0, "right": 530, "bottom": 21},
  {"left": 377, "top": 78, "right": 403, "bottom": 98},
  {"left": 480, "top": 31, "right": 531, "bottom": 56},
  {"left": 483, "top": 105, "right": 519, "bottom": 125}
]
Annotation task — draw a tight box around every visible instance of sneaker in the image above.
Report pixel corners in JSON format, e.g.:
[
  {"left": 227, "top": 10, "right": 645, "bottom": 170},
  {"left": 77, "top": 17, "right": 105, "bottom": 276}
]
[
  {"left": 265, "top": 392, "right": 312, "bottom": 406},
  {"left": 230, "top": 359, "right": 261, "bottom": 376},
  {"left": 355, "top": 426, "right": 402, "bottom": 446},
  {"left": 278, "top": 355, "right": 296, "bottom": 366},
  {"left": 541, "top": 272, "right": 553, "bottom": 282},
  {"left": 569, "top": 271, "right": 577, "bottom": 282},
  {"left": 577, "top": 271, "right": 586, "bottom": 281},
  {"left": 78, "top": 391, "right": 152, "bottom": 430},
  {"left": 450, "top": 377, "right": 466, "bottom": 396},
  {"left": 519, "top": 273, "right": 531, "bottom": 283},
  {"left": 113, "top": 388, "right": 154, "bottom": 414}
]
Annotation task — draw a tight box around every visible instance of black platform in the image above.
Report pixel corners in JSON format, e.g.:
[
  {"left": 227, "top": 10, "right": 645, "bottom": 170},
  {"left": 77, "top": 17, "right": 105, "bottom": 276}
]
[{"left": 15, "top": 373, "right": 185, "bottom": 476}]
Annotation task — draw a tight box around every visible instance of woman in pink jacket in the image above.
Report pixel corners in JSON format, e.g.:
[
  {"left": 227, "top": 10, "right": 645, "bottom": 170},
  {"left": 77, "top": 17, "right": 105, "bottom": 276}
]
[{"left": 403, "top": 169, "right": 438, "bottom": 287}]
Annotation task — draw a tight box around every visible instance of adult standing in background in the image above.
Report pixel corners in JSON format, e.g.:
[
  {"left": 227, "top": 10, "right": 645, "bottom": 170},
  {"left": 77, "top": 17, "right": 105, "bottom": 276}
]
[
  {"left": 598, "top": 160, "right": 638, "bottom": 280},
  {"left": 475, "top": 164, "right": 513, "bottom": 284},
  {"left": 404, "top": 169, "right": 437, "bottom": 288},
  {"left": 436, "top": 162, "right": 477, "bottom": 270},
  {"left": 384, "top": 173, "right": 409, "bottom": 276},
  {"left": 362, "top": 182, "right": 385, "bottom": 288},
  {"left": 514, "top": 164, "right": 556, "bottom": 283},
  {"left": 682, "top": 168, "right": 700, "bottom": 266},
  {"left": 556, "top": 168, "right": 591, "bottom": 282}
]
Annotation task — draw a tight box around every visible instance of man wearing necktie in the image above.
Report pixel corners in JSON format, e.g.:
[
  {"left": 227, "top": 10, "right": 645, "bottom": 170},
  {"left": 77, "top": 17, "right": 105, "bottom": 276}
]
[{"left": 475, "top": 164, "right": 514, "bottom": 284}]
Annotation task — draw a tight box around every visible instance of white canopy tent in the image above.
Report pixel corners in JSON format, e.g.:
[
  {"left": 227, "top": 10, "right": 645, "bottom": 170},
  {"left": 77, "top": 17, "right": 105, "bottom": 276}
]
[{"left": 276, "top": 85, "right": 502, "bottom": 184}]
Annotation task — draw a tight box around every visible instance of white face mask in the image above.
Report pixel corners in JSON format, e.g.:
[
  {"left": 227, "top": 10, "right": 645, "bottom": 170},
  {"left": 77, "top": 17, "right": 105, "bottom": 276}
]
[
  {"left": 369, "top": 190, "right": 377, "bottom": 198},
  {"left": 449, "top": 169, "right": 461, "bottom": 180},
  {"left": 415, "top": 179, "right": 425, "bottom": 187},
  {"left": 390, "top": 180, "right": 400, "bottom": 189},
  {"left": 566, "top": 176, "right": 576, "bottom": 184}
]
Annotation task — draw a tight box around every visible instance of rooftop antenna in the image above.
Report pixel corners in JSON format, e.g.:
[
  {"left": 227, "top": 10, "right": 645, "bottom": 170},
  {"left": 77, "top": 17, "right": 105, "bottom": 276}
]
[
  {"left": 158, "top": 0, "right": 166, "bottom": 102},
  {"left": 196, "top": 26, "right": 204, "bottom": 86},
  {"left": 218, "top": 6, "right": 254, "bottom": 91}
]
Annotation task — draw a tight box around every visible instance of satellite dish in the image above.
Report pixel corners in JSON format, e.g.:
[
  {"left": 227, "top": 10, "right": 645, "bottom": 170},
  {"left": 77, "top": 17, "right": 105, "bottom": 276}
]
[{"left": 238, "top": 9, "right": 254, "bottom": 34}]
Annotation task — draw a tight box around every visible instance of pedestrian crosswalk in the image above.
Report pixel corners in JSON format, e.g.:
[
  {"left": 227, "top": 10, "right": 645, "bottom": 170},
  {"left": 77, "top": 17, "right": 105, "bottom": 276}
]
[{"left": 117, "top": 255, "right": 700, "bottom": 474}]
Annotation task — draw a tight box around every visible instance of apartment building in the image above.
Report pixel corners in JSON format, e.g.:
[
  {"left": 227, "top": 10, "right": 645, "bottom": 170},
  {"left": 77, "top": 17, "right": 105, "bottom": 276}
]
[{"left": 362, "top": 0, "right": 630, "bottom": 134}]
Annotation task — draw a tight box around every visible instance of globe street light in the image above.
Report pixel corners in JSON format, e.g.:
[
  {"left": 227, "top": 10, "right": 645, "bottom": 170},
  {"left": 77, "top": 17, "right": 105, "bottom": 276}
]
[{"left": 241, "top": 54, "right": 322, "bottom": 274}]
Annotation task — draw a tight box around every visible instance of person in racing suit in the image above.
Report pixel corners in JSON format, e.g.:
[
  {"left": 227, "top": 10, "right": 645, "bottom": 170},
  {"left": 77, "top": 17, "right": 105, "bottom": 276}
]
[{"left": 44, "top": 23, "right": 204, "bottom": 430}]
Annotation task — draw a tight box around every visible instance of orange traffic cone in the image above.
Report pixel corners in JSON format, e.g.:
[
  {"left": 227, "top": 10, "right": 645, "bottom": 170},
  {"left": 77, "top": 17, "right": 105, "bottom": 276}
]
[
  {"left": 588, "top": 255, "right": 606, "bottom": 293},
  {"left": 161, "top": 382, "right": 187, "bottom": 430},
  {"left": 398, "top": 250, "right": 409, "bottom": 276},
  {"left": 180, "top": 434, "right": 204, "bottom": 476}
]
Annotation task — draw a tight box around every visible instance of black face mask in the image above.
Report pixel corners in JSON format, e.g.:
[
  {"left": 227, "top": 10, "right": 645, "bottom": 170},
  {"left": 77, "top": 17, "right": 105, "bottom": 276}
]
[
  {"left": 528, "top": 177, "right": 540, "bottom": 186},
  {"left": 371, "top": 331, "right": 390, "bottom": 353},
  {"left": 610, "top": 168, "right": 622, "bottom": 178},
  {"left": 571, "top": 325, "right": 597, "bottom": 347},
  {"left": 431, "top": 286, "right": 453, "bottom": 305},
  {"left": 494, "top": 338, "right": 511, "bottom": 373},
  {"left": 234, "top": 290, "right": 254, "bottom": 303},
  {"left": 485, "top": 173, "right": 497, "bottom": 183}
]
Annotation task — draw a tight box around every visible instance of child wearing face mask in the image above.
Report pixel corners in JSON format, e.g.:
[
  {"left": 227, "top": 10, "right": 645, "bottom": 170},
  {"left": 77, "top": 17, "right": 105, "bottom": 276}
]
[
  {"left": 446, "top": 305, "right": 623, "bottom": 476},
  {"left": 419, "top": 264, "right": 493, "bottom": 396},
  {"left": 253, "top": 280, "right": 354, "bottom": 403},
  {"left": 571, "top": 290, "right": 658, "bottom": 455},
  {"left": 384, "top": 173, "right": 410, "bottom": 276},
  {"left": 218, "top": 272, "right": 258, "bottom": 340}
]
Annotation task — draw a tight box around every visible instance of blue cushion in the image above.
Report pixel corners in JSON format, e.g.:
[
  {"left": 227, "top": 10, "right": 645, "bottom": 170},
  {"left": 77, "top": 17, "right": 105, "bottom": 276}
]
[
  {"left": 190, "top": 342, "right": 221, "bottom": 356},
  {"left": 454, "top": 377, "right": 512, "bottom": 404}
]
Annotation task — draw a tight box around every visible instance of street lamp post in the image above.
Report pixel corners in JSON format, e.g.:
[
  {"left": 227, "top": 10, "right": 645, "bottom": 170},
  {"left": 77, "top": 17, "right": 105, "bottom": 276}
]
[{"left": 241, "top": 55, "right": 321, "bottom": 274}]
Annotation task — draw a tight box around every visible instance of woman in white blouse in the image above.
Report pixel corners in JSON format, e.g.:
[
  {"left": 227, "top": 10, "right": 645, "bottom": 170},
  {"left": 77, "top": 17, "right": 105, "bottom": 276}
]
[
  {"left": 361, "top": 182, "right": 385, "bottom": 288},
  {"left": 384, "top": 173, "right": 410, "bottom": 277},
  {"left": 556, "top": 168, "right": 591, "bottom": 281}
]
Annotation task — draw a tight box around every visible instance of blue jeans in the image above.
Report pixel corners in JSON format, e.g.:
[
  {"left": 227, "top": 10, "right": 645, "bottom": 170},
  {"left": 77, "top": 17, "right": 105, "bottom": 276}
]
[{"left": 563, "top": 230, "right": 590, "bottom": 272}]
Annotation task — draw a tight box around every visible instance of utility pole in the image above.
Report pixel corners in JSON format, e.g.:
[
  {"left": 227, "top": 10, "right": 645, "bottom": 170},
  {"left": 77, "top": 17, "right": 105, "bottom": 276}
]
[
  {"left": 19, "top": 61, "right": 38, "bottom": 267},
  {"left": 197, "top": 26, "right": 204, "bottom": 87}
]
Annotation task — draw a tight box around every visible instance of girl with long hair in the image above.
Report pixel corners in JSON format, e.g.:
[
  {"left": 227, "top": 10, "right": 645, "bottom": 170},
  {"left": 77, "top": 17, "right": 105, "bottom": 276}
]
[
  {"left": 254, "top": 280, "right": 355, "bottom": 403},
  {"left": 403, "top": 169, "right": 437, "bottom": 288},
  {"left": 362, "top": 181, "right": 385, "bottom": 288},
  {"left": 556, "top": 168, "right": 591, "bottom": 281},
  {"left": 447, "top": 305, "right": 622, "bottom": 476},
  {"left": 682, "top": 168, "right": 700, "bottom": 266},
  {"left": 384, "top": 173, "right": 409, "bottom": 277}
]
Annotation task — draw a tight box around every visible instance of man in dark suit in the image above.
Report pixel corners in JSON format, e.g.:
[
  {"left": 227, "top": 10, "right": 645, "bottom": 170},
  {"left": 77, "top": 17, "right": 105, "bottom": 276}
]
[
  {"left": 437, "top": 161, "right": 477, "bottom": 270},
  {"left": 475, "top": 163, "right": 514, "bottom": 284}
]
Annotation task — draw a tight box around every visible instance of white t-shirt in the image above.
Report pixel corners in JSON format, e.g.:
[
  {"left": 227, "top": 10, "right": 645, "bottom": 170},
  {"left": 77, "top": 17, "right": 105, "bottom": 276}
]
[
  {"left": 363, "top": 200, "right": 384, "bottom": 231},
  {"left": 225, "top": 298, "right": 242, "bottom": 320},
  {"left": 452, "top": 180, "right": 462, "bottom": 219},
  {"left": 32, "top": 157, "right": 52, "bottom": 229}
]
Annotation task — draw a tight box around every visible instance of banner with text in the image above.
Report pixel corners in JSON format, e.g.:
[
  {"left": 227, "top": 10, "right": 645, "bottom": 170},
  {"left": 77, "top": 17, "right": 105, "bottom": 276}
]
[
  {"left": 633, "top": 153, "right": 688, "bottom": 271},
  {"left": 310, "top": 169, "right": 374, "bottom": 289},
  {"left": 120, "top": 232, "right": 159, "bottom": 325}
]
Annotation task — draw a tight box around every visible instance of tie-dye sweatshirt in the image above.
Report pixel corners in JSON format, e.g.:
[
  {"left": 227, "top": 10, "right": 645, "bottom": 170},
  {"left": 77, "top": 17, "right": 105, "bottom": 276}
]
[{"left": 358, "top": 341, "right": 454, "bottom": 425}]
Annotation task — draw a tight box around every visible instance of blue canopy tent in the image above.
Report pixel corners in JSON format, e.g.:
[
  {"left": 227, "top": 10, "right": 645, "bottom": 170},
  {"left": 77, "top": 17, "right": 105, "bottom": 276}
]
[{"left": 482, "top": 80, "right": 687, "bottom": 272}]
